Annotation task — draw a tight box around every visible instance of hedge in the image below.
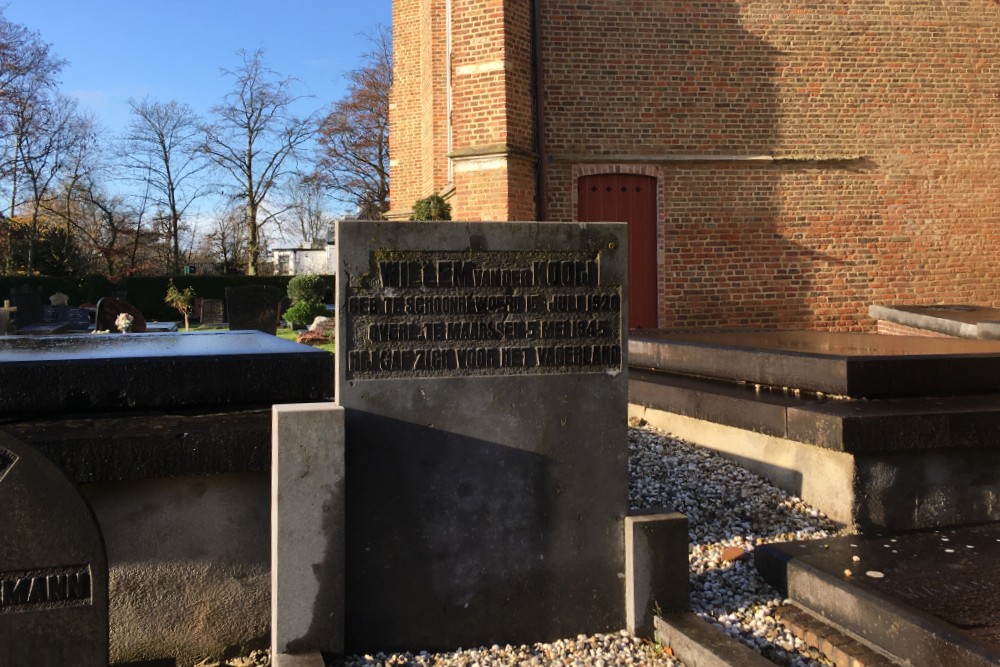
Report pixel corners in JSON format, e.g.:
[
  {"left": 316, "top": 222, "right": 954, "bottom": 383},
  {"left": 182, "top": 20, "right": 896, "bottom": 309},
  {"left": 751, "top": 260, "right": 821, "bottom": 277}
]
[{"left": 0, "top": 274, "right": 335, "bottom": 323}]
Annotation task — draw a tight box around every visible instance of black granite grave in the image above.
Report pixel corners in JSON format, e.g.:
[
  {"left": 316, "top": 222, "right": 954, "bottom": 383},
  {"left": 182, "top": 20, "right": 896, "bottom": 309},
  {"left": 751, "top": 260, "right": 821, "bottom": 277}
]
[
  {"left": 227, "top": 285, "right": 280, "bottom": 335},
  {"left": 631, "top": 331, "right": 1000, "bottom": 398},
  {"left": 755, "top": 525, "right": 1000, "bottom": 667},
  {"left": 628, "top": 331, "right": 1000, "bottom": 531},
  {"left": 0, "top": 331, "right": 334, "bottom": 482},
  {"left": 0, "top": 430, "right": 108, "bottom": 666}
]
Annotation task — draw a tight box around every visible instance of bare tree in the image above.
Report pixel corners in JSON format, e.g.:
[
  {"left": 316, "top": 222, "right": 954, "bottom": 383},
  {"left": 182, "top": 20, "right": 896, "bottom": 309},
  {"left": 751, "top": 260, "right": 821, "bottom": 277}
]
[
  {"left": 0, "top": 11, "right": 65, "bottom": 271},
  {"left": 204, "top": 205, "right": 249, "bottom": 275},
  {"left": 201, "top": 49, "right": 314, "bottom": 275},
  {"left": 315, "top": 25, "right": 391, "bottom": 219},
  {"left": 10, "top": 93, "right": 92, "bottom": 273},
  {"left": 281, "top": 174, "right": 332, "bottom": 246},
  {"left": 120, "top": 98, "right": 208, "bottom": 274}
]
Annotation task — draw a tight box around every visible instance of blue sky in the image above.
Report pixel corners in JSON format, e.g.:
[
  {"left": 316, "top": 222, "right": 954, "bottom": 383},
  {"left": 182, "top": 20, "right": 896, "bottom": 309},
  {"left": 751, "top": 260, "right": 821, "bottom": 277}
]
[{"left": 3, "top": 1, "right": 393, "bottom": 137}]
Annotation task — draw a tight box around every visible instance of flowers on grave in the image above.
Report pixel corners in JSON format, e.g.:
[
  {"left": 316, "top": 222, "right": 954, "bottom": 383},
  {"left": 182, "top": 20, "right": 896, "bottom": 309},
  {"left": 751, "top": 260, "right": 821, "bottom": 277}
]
[{"left": 115, "top": 312, "right": 134, "bottom": 333}]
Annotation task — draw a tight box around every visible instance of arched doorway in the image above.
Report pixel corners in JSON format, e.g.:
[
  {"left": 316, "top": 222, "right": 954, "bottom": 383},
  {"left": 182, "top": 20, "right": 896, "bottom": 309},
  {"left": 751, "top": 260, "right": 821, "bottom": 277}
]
[{"left": 577, "top": 173, "right": 658, "bottom": 329}]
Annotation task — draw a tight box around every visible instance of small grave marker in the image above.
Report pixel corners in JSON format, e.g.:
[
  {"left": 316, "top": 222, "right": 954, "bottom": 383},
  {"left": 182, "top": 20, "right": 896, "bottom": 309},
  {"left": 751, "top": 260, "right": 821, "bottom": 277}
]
[
  {"left": 1, "top": 300, "right": 16, "bottom": 334},
  {"left": 200, "top": 298, "right": 225, "bottom": 325}
]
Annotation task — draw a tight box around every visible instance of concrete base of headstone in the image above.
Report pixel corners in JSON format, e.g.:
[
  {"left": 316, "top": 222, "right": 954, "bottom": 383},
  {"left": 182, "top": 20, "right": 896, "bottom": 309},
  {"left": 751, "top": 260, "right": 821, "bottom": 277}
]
[
  {"left": 274, "top": 651, "right": 326, "bottom": 667},
  {"left": 80, "top": 472, "right": 269, "bottom": 665},
  {"left": 625, "top": 511, "right": 690, "bottom": 638},
  {"left": 272, "top": 402, "right": 345, "bottom": 659}
]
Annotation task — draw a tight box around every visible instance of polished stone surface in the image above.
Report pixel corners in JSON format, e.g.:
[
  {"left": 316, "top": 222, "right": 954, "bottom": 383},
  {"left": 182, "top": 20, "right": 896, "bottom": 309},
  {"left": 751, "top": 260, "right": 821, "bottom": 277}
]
[
  {"left": 631, "top": 331, "right": 1000, "bottom": 397},
  {"left": 0, "top": 331, "right": 333, "bottom": 414},
  {"left": 756, "top": 524, "right": 1000, "bottom": 666}
]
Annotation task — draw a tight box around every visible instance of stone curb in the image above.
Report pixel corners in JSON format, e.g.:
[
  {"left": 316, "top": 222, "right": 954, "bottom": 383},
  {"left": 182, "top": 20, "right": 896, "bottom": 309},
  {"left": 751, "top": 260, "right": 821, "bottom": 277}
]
[
  {"left": 775, "top": 603, "right": 899, "bottom": 667},
  {"left": 654, "top": 613, "right": 774, "bottom": 667}
]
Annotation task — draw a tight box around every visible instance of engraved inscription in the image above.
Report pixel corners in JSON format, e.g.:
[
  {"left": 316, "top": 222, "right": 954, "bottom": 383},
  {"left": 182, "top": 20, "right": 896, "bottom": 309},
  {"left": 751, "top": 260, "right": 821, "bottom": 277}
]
[
  {"left": 0, "top": 565, "right": 92, "bottom": 613},
  {"left": 345, "top": 250, "right": 623, "bottom": 379}
]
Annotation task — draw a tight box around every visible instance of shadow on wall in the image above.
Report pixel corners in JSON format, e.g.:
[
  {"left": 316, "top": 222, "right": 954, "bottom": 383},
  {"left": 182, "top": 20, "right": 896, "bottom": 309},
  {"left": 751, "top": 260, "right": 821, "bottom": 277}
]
[{"left": 549, "top": 2, "right": 860, "bottom": 329}]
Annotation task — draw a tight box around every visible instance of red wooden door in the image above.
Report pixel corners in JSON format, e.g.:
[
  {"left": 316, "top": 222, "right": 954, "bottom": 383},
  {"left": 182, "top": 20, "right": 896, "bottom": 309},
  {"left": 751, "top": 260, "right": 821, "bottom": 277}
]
[{"left": 577, "top": 174, "right": 658, "bottom": 329}]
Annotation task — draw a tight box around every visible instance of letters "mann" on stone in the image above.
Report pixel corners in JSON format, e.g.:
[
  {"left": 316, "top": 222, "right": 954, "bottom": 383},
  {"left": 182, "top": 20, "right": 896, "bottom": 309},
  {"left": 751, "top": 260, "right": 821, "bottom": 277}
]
[{"left": 0, "top": 566, "right": 91, "bottom": 611}]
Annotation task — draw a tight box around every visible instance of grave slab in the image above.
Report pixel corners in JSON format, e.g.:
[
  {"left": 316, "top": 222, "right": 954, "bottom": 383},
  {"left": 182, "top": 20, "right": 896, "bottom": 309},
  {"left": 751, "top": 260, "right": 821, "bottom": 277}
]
[
  {"left": 630, "top": 331, "right": 1000, "bottom": 398},
  {"left": 0, "top": 430, "right": 108, "bottom": 666},
  {"left": 0, "top": 330, "right": 333, "bottom": 414},
  {"left": 337, "top": 220, "right": 628, "bottom": 652},
  {"left": 755, "top": 525, "right": 1000, "bottom": 667}
]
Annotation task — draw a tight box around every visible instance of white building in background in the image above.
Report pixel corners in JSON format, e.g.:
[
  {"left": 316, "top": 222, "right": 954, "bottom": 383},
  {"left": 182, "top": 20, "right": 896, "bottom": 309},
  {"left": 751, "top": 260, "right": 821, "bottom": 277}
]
[{"left": 271, "top": 231, "right": 336, "bottom": 276}]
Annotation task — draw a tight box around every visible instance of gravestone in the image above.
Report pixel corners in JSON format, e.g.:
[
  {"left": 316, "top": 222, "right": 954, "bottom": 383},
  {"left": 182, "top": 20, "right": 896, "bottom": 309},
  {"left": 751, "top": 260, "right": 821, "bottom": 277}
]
[
  {"left": 42, "top": 306, "right": 92, "bottom": 332},
  {"left": 10, "top": 285, "right": 42, "bottom": 327},
  {"left": 200, "top": 298, "right": 225, "bottom": 325},
  {"left": 95, "top": 296, "right": 147, "bottom": 333},
  {"left": 0, "top": 430, "right": 108, "bottom": 666},
  {"left": 0, "top": 300, "right": 15, "bottom": 334},
  {"left": 226, "top": 286, "right": 280, "bottom": 335},
  {"left": 337, "top": 220, "right": 628, "bottom": 652},
  {"left": 48, "top": 291, "right": 69, "bottom": 307}
]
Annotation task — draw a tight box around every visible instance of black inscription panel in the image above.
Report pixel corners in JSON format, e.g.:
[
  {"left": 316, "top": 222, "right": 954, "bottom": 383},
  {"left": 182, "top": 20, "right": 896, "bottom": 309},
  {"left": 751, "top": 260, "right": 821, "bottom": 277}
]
[
  {"left": 345, "top": 251, "right": 623, "bottom": 379},
  {"left": 0, "top": 565, "right": 92, "bottom": 613}
]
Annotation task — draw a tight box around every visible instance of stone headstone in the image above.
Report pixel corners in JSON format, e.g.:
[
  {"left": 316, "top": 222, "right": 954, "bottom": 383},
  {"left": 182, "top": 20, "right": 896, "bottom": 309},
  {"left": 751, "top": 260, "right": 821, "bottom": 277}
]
[
  {"left": 336, "top": 220, "right": 628, "bottom": 652},
  {"left": 0, "top": 431, "right": 108, "bottom": 665},
  {"left": 95, "top": 296, "right": 147, "bottom": 333},
  {"left": 308, "top": 316, "right": 335, "bottom": 336},
  {"left": 226, "top": 286, "right": 280, "bottom": 335},
  {"left": 49, "top": 291, "right": 69, "bottom": 307},
  {"left": 0, "top": 301, "right": 13, "bottom": 335},
  {"left": 10, "top": 285, "right": 42, "bottom": 326},
  {"left": 200, "top": 298, "right": 225, "bottom": 325}
]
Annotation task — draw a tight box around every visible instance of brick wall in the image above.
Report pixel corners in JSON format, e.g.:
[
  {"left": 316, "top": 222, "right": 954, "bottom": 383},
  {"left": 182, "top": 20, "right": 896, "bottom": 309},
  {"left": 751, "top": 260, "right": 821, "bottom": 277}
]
[{"left": 392, "top": 0, "right": 1000, "bottom": 330}]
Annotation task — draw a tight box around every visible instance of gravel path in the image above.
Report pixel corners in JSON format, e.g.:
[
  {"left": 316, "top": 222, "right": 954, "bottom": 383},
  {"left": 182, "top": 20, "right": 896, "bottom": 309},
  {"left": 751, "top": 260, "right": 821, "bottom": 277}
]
[{"left": 213, "top": 423, "right": 847, "bottom": 667}]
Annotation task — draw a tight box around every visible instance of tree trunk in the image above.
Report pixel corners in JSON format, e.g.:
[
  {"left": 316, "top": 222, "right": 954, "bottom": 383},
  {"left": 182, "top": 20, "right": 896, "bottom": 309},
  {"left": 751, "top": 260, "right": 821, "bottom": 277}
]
[{"left": 246, "top": 201, "right": 259, "bottom": 275}]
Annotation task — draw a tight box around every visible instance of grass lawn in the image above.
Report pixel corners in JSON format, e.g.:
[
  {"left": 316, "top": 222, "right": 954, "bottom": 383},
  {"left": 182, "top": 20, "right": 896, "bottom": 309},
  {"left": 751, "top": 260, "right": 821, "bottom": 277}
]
[{"left": 276, "top": 327, "right": 335, "bottom": 354}]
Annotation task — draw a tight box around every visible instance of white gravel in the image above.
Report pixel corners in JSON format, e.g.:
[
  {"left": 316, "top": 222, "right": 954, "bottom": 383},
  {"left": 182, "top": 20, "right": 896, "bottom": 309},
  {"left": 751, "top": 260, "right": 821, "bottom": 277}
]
[{"left": 218, "top": 423, "right": 847, "bottom": 667}]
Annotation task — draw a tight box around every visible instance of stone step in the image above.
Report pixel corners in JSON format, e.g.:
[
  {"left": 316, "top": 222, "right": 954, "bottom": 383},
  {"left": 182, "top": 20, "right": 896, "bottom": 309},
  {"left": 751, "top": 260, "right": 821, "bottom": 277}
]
[{"left": 755, "top": 525, "right": 1000, "bottom": 667}]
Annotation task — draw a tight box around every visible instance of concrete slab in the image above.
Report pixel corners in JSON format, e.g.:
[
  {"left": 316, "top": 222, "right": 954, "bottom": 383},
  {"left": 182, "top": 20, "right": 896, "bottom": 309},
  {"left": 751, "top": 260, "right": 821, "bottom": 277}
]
[
  {"left": 869, "top": 304, "right": 1000, "bottom": 339},
  {"left": 755, "top": 524, "right": 1000, "bottom": 667},
  {"left": 272, "top": 403, "right": 345, "bottom": 659},
  {"left": 625, "top": 511, "right": 690, "bottom": 637},
  {"left": 630, "top": 331, "right": 1000, "bottom": 398}
]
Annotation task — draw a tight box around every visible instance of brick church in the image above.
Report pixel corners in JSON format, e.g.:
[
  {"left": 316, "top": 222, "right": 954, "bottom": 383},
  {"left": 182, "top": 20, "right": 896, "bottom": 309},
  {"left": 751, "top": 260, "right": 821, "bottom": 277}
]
[{"left": 388, "top": 1, "right": 1000, "bottom": 331}]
